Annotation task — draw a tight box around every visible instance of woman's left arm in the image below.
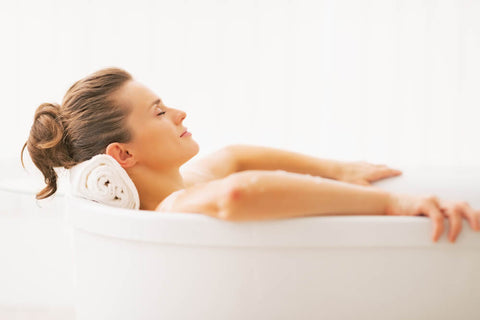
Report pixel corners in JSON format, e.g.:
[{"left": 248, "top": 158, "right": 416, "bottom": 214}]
[{"left": 226, "top": 144, "right": 403, "bottom": 186}]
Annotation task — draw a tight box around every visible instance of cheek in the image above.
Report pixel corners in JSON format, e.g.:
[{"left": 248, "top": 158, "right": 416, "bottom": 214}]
[
  {"left": 130, "top": 126, "right": 162, "bottom": 154},
  {"left": 138, "top": 126, "right": 178, "bottom": 156}
]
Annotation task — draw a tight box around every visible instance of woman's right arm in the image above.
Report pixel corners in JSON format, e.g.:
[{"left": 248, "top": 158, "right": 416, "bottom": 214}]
[
  {"left": 156, "top": 170, "right": 391, "bottom": 219},
  {"left": 158, "top": 170, "right": 480, "bottom": 242},
  {"left": 224, "top": 170, "right": 392, "bottom": 220}
]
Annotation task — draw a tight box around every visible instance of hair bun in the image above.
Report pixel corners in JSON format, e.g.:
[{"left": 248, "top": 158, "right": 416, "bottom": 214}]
[
  {"left": 34, "top": 103, "right": 64, "bottom": 150},
  {"left": 22, "top": 102, "right": 75, "bottom": 199}
]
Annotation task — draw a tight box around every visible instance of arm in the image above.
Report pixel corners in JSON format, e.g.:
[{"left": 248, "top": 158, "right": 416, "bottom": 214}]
[
  {"left": 223, "top": 170, "right": 392, "bottom": 222},
  {"left": 227, "top": 144, "right": 345, "bottom": 180},
  {"left": 158, "top": 169, "right": 391, "bottom": 222}
]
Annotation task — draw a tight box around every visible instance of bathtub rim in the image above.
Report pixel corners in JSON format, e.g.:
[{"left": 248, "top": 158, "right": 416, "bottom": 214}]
[{"left": 66, "top": 195, "right": 480, "bottom": 249}]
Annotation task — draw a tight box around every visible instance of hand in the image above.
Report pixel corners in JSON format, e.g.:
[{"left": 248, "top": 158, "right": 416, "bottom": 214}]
[
  {"left": 337, "top": 161, "right": 403, "bottom": 186},
  {"left": 385, "top": 193, "right": 480, "bottom": 243}
]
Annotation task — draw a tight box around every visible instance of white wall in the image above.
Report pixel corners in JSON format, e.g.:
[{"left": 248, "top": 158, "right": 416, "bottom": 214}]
[{"left": 1, "top": 0, "right": 479, "bottom": 168}]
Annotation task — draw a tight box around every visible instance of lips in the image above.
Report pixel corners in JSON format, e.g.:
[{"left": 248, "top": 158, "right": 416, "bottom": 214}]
[{"left": 180, "top": 129, "right": 188, "bottom": 137}]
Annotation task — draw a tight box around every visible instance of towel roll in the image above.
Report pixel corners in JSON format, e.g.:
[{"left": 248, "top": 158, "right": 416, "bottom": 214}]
[{"left": 68, "top": 154, "right": 140, "bottom": 210}]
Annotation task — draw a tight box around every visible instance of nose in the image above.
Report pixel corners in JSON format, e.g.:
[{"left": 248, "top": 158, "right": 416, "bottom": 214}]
[{"left": 173, "top": 108, "right": 186, "bottom": 124}]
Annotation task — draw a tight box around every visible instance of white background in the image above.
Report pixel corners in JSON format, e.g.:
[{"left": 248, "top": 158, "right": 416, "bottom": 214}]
[
  {"left": 0, "top": 1, "right": 479, "bottom": 317},
  {"left": 1, "top": 0, "right": 479, "bottom": 169}
]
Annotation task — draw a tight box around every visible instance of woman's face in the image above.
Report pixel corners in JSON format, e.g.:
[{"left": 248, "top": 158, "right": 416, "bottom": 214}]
[{"left": 115, "top": 80, "right": 199, "bottom": 171}]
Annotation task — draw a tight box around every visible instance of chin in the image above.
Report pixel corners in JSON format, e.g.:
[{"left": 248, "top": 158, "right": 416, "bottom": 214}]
[{"left": 186, "top": 139, "right": 200, "bottom": 159}]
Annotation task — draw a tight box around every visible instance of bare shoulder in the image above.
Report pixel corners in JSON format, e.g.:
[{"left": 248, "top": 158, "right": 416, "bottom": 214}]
[
  {"left": 155, "top": 178, "right": 233, "bottom": 217},
  {"left": 156, "top": 188, "right": 188, "bottom": 213},
  {"left": 155, "top": 146, "right": 238, "bottom": 215},
  {"left": 181, "top": 146, "right": 238, "bottom": 188}
]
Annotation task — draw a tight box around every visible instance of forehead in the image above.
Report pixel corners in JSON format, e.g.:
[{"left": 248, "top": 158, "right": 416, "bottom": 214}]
[
  {"left": 120, "top": 80, "right": 158, "bottom": 105},
  {"left": 120, "top": 81, "right": 159, "bottom": 129}
]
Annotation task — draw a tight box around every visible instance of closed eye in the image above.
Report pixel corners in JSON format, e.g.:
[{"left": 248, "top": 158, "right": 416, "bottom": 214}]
[{"left": 157, "top": 111, "right": 166, "bottom": 116}]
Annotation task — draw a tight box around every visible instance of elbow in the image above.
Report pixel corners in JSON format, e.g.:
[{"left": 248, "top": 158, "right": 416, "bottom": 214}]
[{"left": 216, "top": 174, "right": 246, "bottom": 221}]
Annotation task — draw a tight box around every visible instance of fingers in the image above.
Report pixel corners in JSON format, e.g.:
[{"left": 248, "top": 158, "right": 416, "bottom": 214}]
[
  {"left": 475, "top": 210, "right": 480, "bottom": 230},
  {"left": 389, "top": 167, "right": 403, "bottom": 175},
  {"left": 443, "top": 205, "right": 463, "bottom": 243},
  {"left": 458, "top": 203, "right": 480, "bottom": 232},
  {"left": 423, "top": 200, "right": 445, "bottom": 242},
  {"left": 373, "top": 167, "right": 403, "bottom": 180},
  {"left": 384, "top": 169, "right": 402, "bottom": 177},
  {"left": 432, "top": 199, "right": 480, "bottom": 243}
]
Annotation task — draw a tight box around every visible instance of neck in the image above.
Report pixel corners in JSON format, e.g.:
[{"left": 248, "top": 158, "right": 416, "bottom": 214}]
[{"left": 127, "top": 165, "right": 185, "bottom": 211}]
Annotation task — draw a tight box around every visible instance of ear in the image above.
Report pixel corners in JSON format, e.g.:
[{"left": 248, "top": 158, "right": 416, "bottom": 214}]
[{"left": 105, "top": 142, "right": 137, "bottom": 169}]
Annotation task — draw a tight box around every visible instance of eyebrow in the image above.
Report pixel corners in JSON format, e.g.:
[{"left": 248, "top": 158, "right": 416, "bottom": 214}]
[{"left": 149, "top": 98, "right": 162, "bottom": 110}]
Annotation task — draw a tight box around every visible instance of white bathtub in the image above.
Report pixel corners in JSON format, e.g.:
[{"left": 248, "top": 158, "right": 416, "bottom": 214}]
[
  {"left": 0, "top": 158, "right": 74, "bottom": 315},
  {"left": 67, "top": 165, "right": 480, "bottom": 320}
]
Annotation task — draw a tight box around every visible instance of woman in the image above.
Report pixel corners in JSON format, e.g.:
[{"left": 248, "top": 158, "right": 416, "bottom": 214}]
[{"left": 21, "top": 67, "right": 480, "bottom": 243}]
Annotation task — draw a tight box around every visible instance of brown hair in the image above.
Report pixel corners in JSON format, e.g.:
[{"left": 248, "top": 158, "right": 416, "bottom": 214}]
[{"left": 21, "top": 67, "right": 133, "bottom": 200}]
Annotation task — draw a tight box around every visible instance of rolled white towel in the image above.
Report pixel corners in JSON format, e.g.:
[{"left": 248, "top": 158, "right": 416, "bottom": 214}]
[{"left": 68, "top": 154, "right": 140, "bottom": 210}]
